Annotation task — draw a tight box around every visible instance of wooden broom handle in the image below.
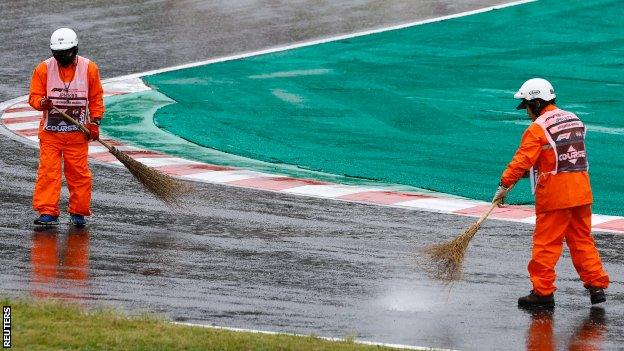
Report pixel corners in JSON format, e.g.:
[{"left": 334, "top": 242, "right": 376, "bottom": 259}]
[
  {"left": 51, "top": 107, "right": 115, "bottom": 152},
  {"left": 475, "top": 184, "right": 515, "bottom": 226},
  {"left": 475, "top": 201, "right": 499, "bottom": 227}
]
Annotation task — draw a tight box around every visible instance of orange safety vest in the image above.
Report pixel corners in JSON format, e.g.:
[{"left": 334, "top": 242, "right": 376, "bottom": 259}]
[
  {"left": 529, "top": 108, "right": 588, "bottom": 193},
  {"left": 501, "top": 106, "right": 592, "bottom": 213},
  {"left": 43, "top": 55, "right": 90, "bottom": 132}
]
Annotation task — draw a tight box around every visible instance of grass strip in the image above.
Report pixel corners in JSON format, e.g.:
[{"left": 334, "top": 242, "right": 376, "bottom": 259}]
[{"left": 4, "top": 297, "right": 408, "bottom": 351}]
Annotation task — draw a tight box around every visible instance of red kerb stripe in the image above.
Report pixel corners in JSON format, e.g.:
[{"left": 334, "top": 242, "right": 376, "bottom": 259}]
[
  {"left": 455, "top": 204, "right": 535, "bottom": 219},
  {"left": 16, "top": 128, "right": 39, "bottom": 137},
  {"left": 593, "top": 219, "right": 624, "bottom": 232},
  {"left": 4, "top": 106, "right": 36, "bottom": 113},
  {"left": 3, "top": 116, "right": 41, "bottom": 124}
]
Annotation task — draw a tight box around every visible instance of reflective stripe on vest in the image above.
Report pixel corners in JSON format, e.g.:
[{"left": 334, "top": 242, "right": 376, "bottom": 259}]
[
  {"left": 44, "top": 55, "right": 90, "bottom": 132},
  {"left": 534, "top": 108, "right": 588, "bottom": 175}
]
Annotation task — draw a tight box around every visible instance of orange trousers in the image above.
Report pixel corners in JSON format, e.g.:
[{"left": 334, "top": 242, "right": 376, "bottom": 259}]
[
  {"left": 33, "top": 131, "right": 92, "bottom": 217},
  {"left": 529, "top": 204, "right": 609, "bottom": 296}
]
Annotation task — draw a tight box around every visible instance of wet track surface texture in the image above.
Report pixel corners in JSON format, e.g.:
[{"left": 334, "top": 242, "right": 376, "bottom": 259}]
[{"left": 1, "top": 1, "right": 624, "bottom": 350}]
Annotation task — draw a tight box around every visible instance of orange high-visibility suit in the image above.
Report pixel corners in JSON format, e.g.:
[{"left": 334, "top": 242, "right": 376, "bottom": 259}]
[
  {"left": 500, "top": 105, "right": 609, "bottom": 296},
  {"left": 29, "top": 56, "right": 104, "bottom": 217}
]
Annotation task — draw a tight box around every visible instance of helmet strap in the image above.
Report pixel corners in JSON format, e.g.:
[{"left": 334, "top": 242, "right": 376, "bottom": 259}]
[
  {"left": 527, "top": 99, "right": 555, "bottom": 117},
  {"left": 527, "top": 100, "right": 542, "bottom": 118}
]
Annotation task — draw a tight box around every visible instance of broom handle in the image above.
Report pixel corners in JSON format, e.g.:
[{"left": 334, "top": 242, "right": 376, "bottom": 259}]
[
  {"left": 51, "top": 107, "right": 115, "bottom": 152},
  {"left": 474, "top": 185, "right": 514, "bottom": 226},
  {"left": 475, "top": 201, "right": 499, "bottom": 227}
]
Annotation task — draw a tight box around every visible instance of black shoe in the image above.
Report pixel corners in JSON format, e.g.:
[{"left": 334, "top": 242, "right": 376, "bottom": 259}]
[
  {"left": 588, "top": 287, "right": 606, "bottom": 305},
  {"left": 518, "top": 291, "right": 555, "bottom": 309}
]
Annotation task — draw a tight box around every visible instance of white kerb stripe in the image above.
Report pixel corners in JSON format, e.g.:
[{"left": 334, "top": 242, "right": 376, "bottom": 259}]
[
  {"left": 395, "top": 198, "right": 480, "bottom": 213},
  {"left": 7, "top": 102, "right": 31, "bottom": 109},
  {"left": 515, "top": 216, "right": 537, "bottom": 224},
  {"left": 88, "top": 146, "right": 111, "bottom": 154},
  {"left": 184, "top": 170, "right": 281, "bottom": 183},
  {"left": 281, "top": 184, "right": 380, "bottom": 198},
  {"left": 591, "top": 214, "right": 621, "bottom": 225},
  {"left": 88, "top": 144, "right": 143, "bottom": 154},
  {"left": 171, "top": 321, "right": 457, "bottom": 351},
  {"left": 2, "top": 110, "right": 41, "bottom": 119},
  {"left": 5, "top": 121, "right": 39, "bottom": 130},
  {"left": 109, "top": 157, "right": 193, "bottom": 168},
  {"left": 102, "top": 78, "right": 151, "bottom": 93}
]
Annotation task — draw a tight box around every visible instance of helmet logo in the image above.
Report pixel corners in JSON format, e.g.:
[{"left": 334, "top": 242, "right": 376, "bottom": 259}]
[{"left": 529, "top": 90, "right": 540, "bottom": 96}]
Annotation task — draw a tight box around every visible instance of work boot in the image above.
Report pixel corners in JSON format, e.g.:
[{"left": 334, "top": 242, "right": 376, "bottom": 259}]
[
  {"left": 69, "top": 214, "right": 87, "bottom": 227},
  {"left": 34, "top": 214, "right": 59, "bottom": 226},
  {"left": 587, "top": 287, "right": 606, "bottom": 305},
  {"left": 518, "top": 291, "right": 555, "bottom": 309}
]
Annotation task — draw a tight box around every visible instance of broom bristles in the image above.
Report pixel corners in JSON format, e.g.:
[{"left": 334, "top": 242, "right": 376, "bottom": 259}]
[
  {"left": 422, "top": 221, "right": 481, "bottom": 282},
  {"left": 111, "top": 147, "right": 193, "bottom": 206}
]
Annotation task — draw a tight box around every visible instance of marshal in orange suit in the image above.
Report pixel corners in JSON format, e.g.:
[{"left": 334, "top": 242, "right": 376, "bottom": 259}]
[
  {"left": 493, "top": 78, "right": 609, "bottom": 309},
  {"left": 29, "top": 28, "right": 104, "bottom": 227}
]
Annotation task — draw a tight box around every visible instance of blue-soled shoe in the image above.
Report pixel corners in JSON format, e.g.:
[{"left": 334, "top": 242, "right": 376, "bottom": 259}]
[
  {"left": 34, "top": 214, "right": 59, "bottom": 226},
  {"left": 69, "top": 214, "right": 87, "bottom": 227}
]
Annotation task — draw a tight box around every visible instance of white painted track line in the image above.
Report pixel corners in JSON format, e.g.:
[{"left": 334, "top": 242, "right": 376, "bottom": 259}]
[{"left": 171, "top": 321, "right": 458, "bottom": 351}]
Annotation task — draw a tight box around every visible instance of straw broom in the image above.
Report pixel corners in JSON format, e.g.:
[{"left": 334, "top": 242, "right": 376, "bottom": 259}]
[
  {"left": 52, "top": 107, "right": 193, "bottom": 206},
  {"left": 422, "top": 198, "right": 503, "bottom": 282}
]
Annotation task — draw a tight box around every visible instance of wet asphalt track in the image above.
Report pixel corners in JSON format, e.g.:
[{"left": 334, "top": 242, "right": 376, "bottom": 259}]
[{"left": 1, "top": 1, "right": 624, "bottom": 350}]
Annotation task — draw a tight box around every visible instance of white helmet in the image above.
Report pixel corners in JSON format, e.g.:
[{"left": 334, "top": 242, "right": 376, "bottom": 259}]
[
  {"left": 514, "top": 78, "right": 556, "bottom": 109},
  {"left": 50, "top": 28, "right": 78, "bottom": 51}
]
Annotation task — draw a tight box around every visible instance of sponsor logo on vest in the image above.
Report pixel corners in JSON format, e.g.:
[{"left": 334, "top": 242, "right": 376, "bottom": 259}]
[
  {"left": 550, "top": 121, "right": 583, "bottom": 134},
  {"left": 545, "top": 113, "right": 566, "bottom": 123},
  {"left": 59, "top": 92, "right": 78, "bottom": 99},
  {"left": 45, "top": 120, "right": 79, "bottom": 132},
  {"left": 559, "top": 145, "right": 585, "bottom": 164},
  {"left": 556, "top": 132, "right": 571, "bottom": 141},
  {"left": 555, "top": 117, "right": 570, "bottom": 123}
]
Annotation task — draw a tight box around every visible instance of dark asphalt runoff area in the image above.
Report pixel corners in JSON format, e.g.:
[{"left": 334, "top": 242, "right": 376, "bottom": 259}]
[{"left": 1, "top": 1, "right": 623, "bottom": 350}]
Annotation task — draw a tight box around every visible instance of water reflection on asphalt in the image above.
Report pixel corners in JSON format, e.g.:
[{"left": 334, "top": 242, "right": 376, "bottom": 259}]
[
  {"left": 525, "top": 307, "right": 606, "bottom": 351},
  {"left": 31, "top": 227, "right": 90, "bottom": 300}
]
